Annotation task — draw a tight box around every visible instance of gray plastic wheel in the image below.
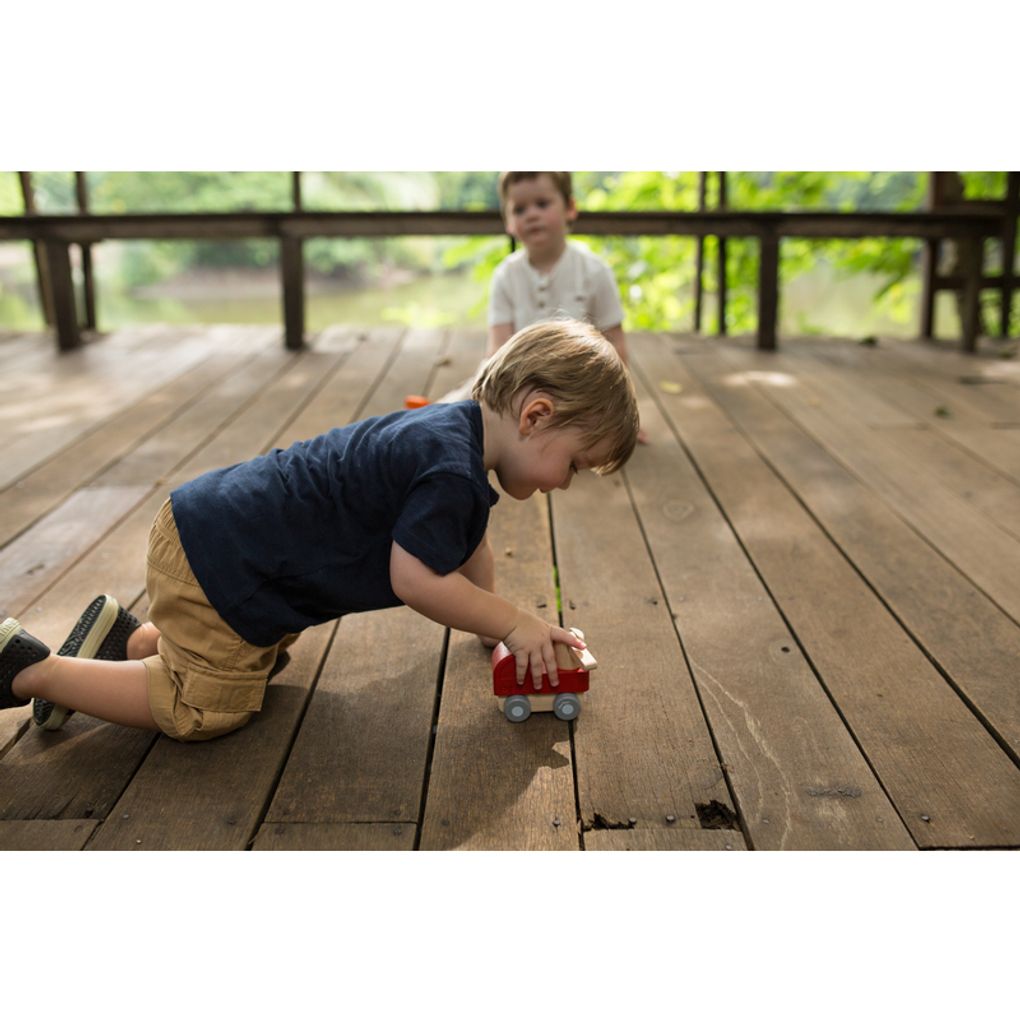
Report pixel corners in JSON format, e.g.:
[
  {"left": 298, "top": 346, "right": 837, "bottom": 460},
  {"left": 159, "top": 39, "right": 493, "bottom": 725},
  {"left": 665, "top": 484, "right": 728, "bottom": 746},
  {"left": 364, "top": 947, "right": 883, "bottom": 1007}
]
[
  {"left": 504, "top": 695, "right": 531, "bottom": 723},
  {"left": 553, "top": 693, "right": 581, "bottom": 721}
]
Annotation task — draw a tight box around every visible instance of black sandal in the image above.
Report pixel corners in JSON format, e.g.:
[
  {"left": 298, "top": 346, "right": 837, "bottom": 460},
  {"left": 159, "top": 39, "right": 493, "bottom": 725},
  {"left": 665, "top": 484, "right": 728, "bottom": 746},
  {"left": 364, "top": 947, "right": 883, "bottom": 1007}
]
[
  {"left": 0, "top": 618, "right": 50, "bottom": 710},
  {"left": 34, "top": 594, "right": 141, "bottom": 730}
]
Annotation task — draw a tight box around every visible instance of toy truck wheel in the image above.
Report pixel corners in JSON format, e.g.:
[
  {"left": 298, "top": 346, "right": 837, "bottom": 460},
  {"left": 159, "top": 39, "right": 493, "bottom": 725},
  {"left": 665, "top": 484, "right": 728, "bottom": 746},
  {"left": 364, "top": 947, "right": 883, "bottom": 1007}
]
[
  {"left": 504, "top": 695, "right": 531, "bottom": 723},
  {"left": 553, "top": 693, "right": 581, "bottom": 721}
]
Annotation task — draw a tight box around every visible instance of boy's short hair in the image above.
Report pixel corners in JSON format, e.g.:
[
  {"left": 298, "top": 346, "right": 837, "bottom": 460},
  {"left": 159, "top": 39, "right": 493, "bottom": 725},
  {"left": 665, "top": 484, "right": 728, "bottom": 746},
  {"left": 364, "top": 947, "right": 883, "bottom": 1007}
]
[
  {"left": 472, "top": 319, "right": 639, "bottom": 475},
  {"left": 498, "top": 172, "right": 573, "bottom": 212}
]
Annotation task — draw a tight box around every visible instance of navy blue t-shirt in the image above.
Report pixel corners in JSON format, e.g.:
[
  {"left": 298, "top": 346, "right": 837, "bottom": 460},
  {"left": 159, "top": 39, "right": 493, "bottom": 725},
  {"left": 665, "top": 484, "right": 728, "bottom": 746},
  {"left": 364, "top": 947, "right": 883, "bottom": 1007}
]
[{"left": 170, "top": 401, "right": 499, "bottom": 647}]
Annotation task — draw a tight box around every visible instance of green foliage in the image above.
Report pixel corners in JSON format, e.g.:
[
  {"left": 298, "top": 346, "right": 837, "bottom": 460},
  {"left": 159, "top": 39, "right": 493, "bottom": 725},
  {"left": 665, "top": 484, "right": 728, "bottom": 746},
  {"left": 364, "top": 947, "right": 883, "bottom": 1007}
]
[
  {"left": 0, "top": 174, "right": 24, "bottom": 215},
  {"left": 561, "top": 171, "right": 931, "bottom": 334},
  {"left": 960, "top": 172, "right": 1007, "bottom": 200}
]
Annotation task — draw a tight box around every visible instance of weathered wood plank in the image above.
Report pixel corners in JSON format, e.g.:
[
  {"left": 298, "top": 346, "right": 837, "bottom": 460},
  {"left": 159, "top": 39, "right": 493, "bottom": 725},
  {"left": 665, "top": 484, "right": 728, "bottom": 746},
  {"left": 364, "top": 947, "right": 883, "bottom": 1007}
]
[
  {"left": 553, "top": 470, "right": 736, "bottom": 836},
  {"left": 0, "top": 714, "right": 29, "bottom": 758},
  {"left": 783, "top": 345, "right": 1020, "bottom": 543},
  {"left": 875, "top": 341, "right": 1020, "bottom": 424},
  {"left": 419, "top": 503, "right": 580, "bottom": 851},
  {"left": 87, "top": 623, "right": 334, "bottom": 850},
  {"left": 430, "top": 326, "right": 486, "bottom": 400},
  {"left": 639, "top": 335, "right": 1020, "bottom": 847},
  {"left": 263, "top": 609, "right": 443, "bottom": 828},
  {"left": 803, "top": 341, "right": 1020, "bottom": 488},
  {"left": 622, "top": 360, "right": 915, "bottom": 849},
  {"left": 0, "top": 713, "right": 157, "bottom": 822},
  {"left": 0, "top": 485, "right": 150, "bottom": 620},
  {"left": 0, "top": 327, "right": 273, "bottom": 547},
  {"left": 0, "top": 326, "right": 226, "bottom": 488},
  {"left": 755, "top": 346, "right": 1020, "bottom": 625},
  {"left": 348, "top": 326, "right": 449, "bottom": 417},
  {"left": 417, "top": 331, "right": 580, "bottom": 850},
  {"left": 873, "top": 428, "right": 1020, "bottom": 544},
  {"left": 679, "top": 341, "right": 1020, "bottom": 763},
  {"left": 585, "top": 828, "right": 747, "bottom": 850},
  {"left": 252, "top": 822, "right": 416, "bottom": 850},
  {"left": 0, "top": 819, "right": 98, "bottom": 850}
]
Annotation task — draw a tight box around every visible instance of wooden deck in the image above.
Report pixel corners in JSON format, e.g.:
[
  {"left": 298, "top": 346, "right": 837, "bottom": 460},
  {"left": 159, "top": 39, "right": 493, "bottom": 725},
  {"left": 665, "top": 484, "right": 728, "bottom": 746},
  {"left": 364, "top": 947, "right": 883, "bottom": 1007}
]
[{"left": 1, "top": 324, "right": 1018, "bottom": 851}]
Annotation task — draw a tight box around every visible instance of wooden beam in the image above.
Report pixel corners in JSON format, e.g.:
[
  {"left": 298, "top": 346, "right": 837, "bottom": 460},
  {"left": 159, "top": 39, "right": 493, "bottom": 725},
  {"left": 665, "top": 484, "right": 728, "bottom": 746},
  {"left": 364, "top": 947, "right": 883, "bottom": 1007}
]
[
  {"left": 933, "top": 272, "right": 1011, "bottom": 290},
  {"left": 280, "top": 235, "right": 305, "bottom": 350},
  {"left": 0, "top": 209, "right": 1004, "bottom": 244},
  {"left": 43, "top": 239, "right": 81, "bottom": 351},
  {"left": 74, "top": 172, "right": 97, "bottom": 330},
  {"left": 757, "top": 230, "right": 779, "bottom": 351}
]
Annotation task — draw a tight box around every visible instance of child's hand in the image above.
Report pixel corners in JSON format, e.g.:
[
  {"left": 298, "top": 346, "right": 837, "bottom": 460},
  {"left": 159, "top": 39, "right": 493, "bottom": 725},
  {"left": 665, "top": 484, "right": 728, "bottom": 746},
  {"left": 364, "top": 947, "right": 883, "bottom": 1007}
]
[{"left": 502, "top": 612, "right": 587, "bottom": 691}]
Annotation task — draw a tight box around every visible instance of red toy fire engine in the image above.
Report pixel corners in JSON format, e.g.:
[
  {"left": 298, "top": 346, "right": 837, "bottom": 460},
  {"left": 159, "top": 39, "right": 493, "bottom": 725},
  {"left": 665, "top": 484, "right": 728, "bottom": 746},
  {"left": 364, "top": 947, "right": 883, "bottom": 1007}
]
[{"left": 491, "top": 627, "right": 597, "bottom": 722}]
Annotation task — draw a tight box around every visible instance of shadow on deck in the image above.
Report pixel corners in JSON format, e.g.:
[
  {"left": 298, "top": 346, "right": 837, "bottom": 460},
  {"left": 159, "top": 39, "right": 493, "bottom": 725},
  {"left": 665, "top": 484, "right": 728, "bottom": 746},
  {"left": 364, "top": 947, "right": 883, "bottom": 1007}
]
[{"left": 1, "top": 323, "right": 1018, "bottom": 850}]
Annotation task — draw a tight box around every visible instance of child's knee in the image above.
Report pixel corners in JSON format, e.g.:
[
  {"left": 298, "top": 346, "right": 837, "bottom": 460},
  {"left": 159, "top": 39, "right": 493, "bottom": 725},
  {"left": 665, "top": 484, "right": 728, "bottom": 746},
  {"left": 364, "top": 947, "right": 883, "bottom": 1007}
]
[
  {"left": 164, "top": 704, "right": 254, "bottom": 742},
  {"left": 143, "top": 654, "right": 263, "bottom": 742}
]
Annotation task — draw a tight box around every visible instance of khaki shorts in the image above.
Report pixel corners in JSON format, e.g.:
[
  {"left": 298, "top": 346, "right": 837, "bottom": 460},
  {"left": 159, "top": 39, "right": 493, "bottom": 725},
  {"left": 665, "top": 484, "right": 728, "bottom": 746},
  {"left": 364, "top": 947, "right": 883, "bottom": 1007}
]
[{"left": 143, "top": 499, "right": 295, "bottom": 742}]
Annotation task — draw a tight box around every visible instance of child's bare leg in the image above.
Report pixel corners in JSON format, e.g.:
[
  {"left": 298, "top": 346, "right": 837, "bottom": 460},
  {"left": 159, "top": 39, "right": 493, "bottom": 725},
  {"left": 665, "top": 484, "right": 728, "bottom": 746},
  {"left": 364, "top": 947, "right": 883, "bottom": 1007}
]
[
  {"left": 127, "top": 622, "right": 160, "bottom": 660},
  {"left": 14, "top": 655, "right": 158, "bottom": 730}
]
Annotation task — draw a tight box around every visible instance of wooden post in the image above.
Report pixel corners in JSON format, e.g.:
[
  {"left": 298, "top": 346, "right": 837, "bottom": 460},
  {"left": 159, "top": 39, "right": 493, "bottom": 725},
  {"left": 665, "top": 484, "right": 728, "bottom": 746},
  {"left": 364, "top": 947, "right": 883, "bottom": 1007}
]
[
  {"left": 281, "top": 235, "right": 305, "bottom": 350},
  {"left": 757, "top": 229, "right": 779, "bottom": 351},
  {"left": 717, "top": 171, "right": 728, "bottom": 336},
  {"left": 1000, "top": 171, "right": 1018, "bottom": 338},
  {"left": 18, "top": 171, "right": 55, "bottom": 327},
  {"left": 693, "top": 172, "right": 707, "bottom": 333},
  {"left": 74, "top": 172, "right": 97, "bottom": 330},
  {"left": 292, "top": 172, "right": 303, "bottom": 211},
  {"left": 919, "top": 172, "right": 939, "bottom": 341},
  {"left": 960, "top": 244, "right": 982, "bottom": 354},
  {"left": 43, "top": 240, "right": 81, "bottom": 351}
]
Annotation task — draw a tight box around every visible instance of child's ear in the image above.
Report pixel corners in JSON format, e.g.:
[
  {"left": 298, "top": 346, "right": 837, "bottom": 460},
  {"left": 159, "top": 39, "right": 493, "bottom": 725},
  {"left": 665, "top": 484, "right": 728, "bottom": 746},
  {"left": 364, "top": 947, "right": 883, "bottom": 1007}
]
[
  {"left": 519, "top": 394, "right": 555, "bottom": 436},
  {"left": 565, "top": 197, "right": 578, "bottom": 225}
]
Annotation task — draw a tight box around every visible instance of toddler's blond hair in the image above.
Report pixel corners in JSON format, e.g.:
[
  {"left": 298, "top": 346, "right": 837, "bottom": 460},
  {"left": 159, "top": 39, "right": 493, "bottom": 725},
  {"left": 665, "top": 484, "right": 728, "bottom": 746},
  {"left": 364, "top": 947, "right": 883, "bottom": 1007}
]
[{"left": 472, "top": 320, "right": 639, "bottom": 475}]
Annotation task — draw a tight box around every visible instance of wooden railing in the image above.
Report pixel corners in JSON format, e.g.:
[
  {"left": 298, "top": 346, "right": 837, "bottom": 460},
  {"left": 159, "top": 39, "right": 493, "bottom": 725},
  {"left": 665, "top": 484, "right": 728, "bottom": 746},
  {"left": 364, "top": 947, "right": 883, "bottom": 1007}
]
[{"left": 1, "top": 195, "right": 1015, "bottom": 353}]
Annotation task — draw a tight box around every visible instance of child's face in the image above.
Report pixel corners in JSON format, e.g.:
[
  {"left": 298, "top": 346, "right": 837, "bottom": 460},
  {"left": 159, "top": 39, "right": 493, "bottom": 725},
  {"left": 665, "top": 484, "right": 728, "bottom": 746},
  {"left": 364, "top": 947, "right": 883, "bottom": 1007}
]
[
  {"left": 503, "top": 175, "right": 577, "bottom": 257},
  {"left": 496, "top": 418, "right": 613, "bottom": 501}
]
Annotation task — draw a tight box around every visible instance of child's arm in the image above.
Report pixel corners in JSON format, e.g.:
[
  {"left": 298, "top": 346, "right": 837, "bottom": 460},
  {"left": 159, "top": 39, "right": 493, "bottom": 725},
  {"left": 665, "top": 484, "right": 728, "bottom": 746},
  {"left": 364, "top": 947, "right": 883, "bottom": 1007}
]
[
  {"left": 390, "top": 541, "right": 584, "bottom": 690},
  {"left": 487, "top": 323, "right": 515, "bottom": 357},
  {"left": 457, "top": 531, "right": 494, "bottom": 593}
]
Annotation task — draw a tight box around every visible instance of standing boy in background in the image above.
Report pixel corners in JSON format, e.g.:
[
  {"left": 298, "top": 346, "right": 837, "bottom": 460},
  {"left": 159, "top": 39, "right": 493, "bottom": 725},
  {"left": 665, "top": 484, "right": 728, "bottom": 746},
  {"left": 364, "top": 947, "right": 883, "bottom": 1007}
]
[
  {"left": 439, "top": 171, "right": 645, "bottom": 440},
  {"left": 487, "top": 171, "right": 630, "bottom": 364}
]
